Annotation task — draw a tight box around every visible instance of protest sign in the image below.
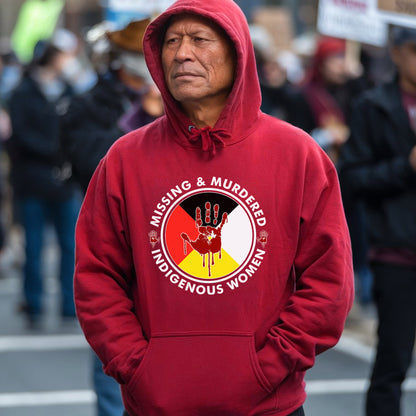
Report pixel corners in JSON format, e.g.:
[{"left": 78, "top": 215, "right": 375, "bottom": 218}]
[
  {"left": 11, "top": 0, "right": 64, "bottom": 63},
  {"left": 378, "top": 0, "right": 416, "bottom": 15},
  {"left": 377, "top": 0, "right": 416, "bottom": 27},
  {"left": 106, "top": 0, "right": 175, "bottom": 27},
  {"left": 318, "top": 0, "right": 388, "bottom": 46}
]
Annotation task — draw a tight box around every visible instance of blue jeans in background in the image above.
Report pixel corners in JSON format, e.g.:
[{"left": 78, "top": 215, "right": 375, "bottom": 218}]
[
  {"left": 18, "top": 195, "right": 80, "bottom": 318},
  {"left": 93, "top": 353, "right": 124, "bottom": 416}
]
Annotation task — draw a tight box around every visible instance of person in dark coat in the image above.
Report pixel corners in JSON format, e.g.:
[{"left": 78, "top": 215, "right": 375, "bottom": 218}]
[
  {"left": 252, "top": 46, "right": 310, "bottom": 131},
  {"left": 301, "top": 36, "right": 374, "bottom": 304},
  {"left": 338, "top": 26, "right": 416, "bottom": 416},
  {"left": 7, "top": 40, "right": 81, "bottom": 328},
  {"left": 62, "top": 18, "right": 163, "bottom": 193},
  {"left": 61, "top": 18, "right": 163, "bottom": 416}
]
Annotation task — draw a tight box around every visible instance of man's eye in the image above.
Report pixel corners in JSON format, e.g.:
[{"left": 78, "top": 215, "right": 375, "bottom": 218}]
[{"left": 165, "top": 37, "right": 178, "bottom": 45}]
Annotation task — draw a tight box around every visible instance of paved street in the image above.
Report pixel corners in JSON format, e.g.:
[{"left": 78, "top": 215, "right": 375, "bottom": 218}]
[
  {"left": 0, "top": 229, "right": 96, "bottom": 416},
  {"left": 0, "top": 228, "right": 415, "bottom": 416}
]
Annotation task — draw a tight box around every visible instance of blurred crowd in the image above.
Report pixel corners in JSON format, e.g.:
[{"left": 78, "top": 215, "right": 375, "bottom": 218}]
[
  {"left": 0, "top": 10, "right": 166, "bottom": 415},
  {"left": 0, "top": 4, "right": 392, "bottom": 310},
  {"left": 0, "top": 1, "right": 415, "bottom": 416}
]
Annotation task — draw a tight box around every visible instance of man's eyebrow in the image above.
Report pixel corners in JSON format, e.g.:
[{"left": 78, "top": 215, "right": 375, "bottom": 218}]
[{"left": 165, "top": 28, "right": 215, "bottom": 38}]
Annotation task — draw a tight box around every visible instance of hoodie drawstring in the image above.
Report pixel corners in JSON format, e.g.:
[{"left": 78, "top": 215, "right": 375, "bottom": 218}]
[{"left": 188, "top": 126, "right": 230, "bottom": 156}]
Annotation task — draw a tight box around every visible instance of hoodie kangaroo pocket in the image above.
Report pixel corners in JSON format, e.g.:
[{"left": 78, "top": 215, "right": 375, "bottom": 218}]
[{"left": 126, "top": 332, "right": 274, "bottom": 415}]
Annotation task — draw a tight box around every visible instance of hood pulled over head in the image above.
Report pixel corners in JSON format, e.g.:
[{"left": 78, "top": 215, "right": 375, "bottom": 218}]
[{"left": 143, "top": 0, "right": 261, "bottom": 153}]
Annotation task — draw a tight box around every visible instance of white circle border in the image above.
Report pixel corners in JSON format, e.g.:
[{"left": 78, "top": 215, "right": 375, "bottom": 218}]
[{"left": 160, "top": 187, "right": 258, "bottom": 284}]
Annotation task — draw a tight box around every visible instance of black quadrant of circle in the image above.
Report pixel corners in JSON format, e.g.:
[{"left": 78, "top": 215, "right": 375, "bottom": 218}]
[{"left": 179, "top": 192, "right": 239, "bottom": 226}]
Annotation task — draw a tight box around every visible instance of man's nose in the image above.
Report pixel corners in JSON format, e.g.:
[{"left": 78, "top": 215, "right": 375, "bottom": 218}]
[{"left": 174, "top": 37, "right": 194, "bottom": 61}]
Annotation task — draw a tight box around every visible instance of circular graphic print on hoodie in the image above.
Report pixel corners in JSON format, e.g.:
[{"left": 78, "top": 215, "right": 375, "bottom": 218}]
[{"left": 162, "top": 189, "right": 256, "bottom": 283}]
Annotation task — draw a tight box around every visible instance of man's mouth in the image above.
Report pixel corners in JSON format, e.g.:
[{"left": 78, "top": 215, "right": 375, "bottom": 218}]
[{"left": 174, "top": 72, "right": 200, "bottom": 79}]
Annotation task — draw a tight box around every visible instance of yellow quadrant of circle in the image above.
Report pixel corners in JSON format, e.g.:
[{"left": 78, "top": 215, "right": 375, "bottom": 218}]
[{"left": 178, "top": 249, "right": 240, "bottom": 280}]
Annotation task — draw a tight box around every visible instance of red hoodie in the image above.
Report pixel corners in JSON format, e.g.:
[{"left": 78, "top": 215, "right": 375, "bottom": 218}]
[{"left": 74, "top": 1, "right": 354, "bottom": 415}]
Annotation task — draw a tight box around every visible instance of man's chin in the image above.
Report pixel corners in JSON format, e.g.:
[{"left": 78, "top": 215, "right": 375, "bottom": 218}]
[{"left": 171, "top": 88, "right": 205, "bottom": 104}]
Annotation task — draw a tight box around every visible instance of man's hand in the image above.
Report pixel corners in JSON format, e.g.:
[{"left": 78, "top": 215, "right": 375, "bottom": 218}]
[{"left": 409, "top": 146, "right": 416, "bottom": 172}]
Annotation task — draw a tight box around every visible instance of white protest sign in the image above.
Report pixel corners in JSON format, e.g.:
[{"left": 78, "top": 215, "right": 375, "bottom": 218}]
[
  {"left": 318, "top": 0, "right": 388, "bottom": 46},
  {"left": 106, "top": 0, "right": 175, "bottom": 28},
  {"left": 108, "top": 0, "right": 175, "bottom": 14},
  {"left": 377, "top": 0, "right": 416, "bottom": 28}
]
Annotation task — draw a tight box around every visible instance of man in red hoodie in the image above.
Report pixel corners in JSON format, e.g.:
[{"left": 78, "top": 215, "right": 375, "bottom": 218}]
[{"left": 74, "top": 1, "right": 354, "bottom": 415}]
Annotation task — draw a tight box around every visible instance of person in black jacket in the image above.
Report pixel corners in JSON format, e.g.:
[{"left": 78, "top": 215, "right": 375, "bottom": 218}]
[
  {"left": 7, "top": 40, "right": 81, "bottom": 328},
  {"left": 338, "top": 26, "right": 416, "bottom": 416},
  {"left": 250, "top": 32, "right": 311, "bottom": 131},
  {"left": 61, "top": 18, "right": 163, "bottom": 193},
  {"left": 61, "top": 19, "right": 163, "bottom": 416}
]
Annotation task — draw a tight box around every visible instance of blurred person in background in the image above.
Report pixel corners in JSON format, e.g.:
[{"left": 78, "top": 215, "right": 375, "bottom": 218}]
[
  {"left": 0, "top": 51, "right": 13, "bottom": 259},
  {"left": 50, "top": 28, "right": 97, "bottom": 95},
  {"left": 61, "top": 18, "right": 163, "bottom": 416},
  {"left": 0, "top": 41, "right": 22, "bottom": 103},
  {"left": 301, "top": 36, "right": 364, "bottom": 163},
  {"left": 250, "top": 24, "right": 310, "bottom": 130},
  {"left": 62, "top": 18, "right": 163, "bottom": 193},
  {"left": 0, "top": 53, "right": 13, "bottom": 144},
  {"left": 302, "top": 35, "right": 373, "bottom": 305},
  {"left": 338, "top": 26, "right": 416, "bottom": 416},
  {"left": 7, "top": 36, "right": 81, "bottom": 329}
]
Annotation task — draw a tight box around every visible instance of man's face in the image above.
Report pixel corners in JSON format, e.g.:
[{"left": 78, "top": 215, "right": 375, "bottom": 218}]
[
  {"left": 161, "top": 14, "right": 236, "bottom": 108},
  {"left": 392, "top": 41, "right": 416, "bottom": 93}
]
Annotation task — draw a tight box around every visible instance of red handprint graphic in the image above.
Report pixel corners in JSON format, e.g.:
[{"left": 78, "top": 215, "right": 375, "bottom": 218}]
[
  {"left": 181, "top": 202, "right": 228, "bottom": 277},
  {"left": 257, "top": 230, "right": 269, "bottom": 248},
  {"left": 148, "top": 230, "right": 160, "bottom": 248}
]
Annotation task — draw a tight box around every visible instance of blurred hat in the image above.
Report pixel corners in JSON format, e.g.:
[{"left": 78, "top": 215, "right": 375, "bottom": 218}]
[
  {"left": 52, "top": 28, "right": 78, "bottom": 54},
  {"left": 306, "top": 36, "right": 346, "bottom": 83},
  {"left": 391, "top": 26, "right": 416, "bottom": 46},
  {"left": 314, "top": 36, "right": 346, "bottom": 63},
  {"left": 107, "top": 18, "right": 151, "bottom": 53}
]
